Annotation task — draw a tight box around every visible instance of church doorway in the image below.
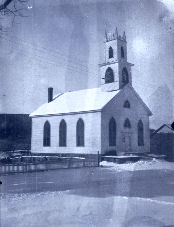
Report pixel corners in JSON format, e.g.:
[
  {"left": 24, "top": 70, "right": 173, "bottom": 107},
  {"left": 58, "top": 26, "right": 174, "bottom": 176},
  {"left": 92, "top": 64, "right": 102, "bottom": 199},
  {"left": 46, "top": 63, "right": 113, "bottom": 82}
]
[{"left": 122, "top": 132, "right": 132, "bottom": 153}]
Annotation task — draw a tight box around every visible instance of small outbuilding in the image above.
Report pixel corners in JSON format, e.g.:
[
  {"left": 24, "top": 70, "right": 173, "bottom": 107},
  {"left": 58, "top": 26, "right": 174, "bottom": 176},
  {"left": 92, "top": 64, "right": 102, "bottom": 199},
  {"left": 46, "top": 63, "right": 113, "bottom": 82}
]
[{"left": 150, "top": 124, "right": 174, "bottom": 161}]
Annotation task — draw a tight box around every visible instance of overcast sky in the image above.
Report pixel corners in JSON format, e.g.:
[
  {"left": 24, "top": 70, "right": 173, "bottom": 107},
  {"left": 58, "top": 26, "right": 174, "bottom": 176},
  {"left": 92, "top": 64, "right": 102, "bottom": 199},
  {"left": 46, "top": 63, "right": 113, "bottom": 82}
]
[{"left": 0, "top": 0, "right": 174, "bottom": 128}]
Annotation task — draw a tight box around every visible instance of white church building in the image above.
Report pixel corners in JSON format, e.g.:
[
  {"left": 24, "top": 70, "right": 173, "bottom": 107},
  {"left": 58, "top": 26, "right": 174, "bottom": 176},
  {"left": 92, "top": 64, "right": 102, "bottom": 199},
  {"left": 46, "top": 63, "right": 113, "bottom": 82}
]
[{"left": 30, "top": 29, "right": 152, "bottom": 156}]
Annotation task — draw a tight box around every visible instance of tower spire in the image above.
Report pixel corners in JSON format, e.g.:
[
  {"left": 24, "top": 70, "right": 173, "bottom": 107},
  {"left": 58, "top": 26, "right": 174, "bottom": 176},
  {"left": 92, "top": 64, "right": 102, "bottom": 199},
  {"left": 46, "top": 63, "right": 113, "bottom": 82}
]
[
  {"left": 99, "top": 28, "right": 133, "bottom": 91},
  {"left": 115, "top": 27, "right": 118, "bottom": 38},
  {"left": 123, "top": 31, "right": 126, "bottom": 41},
  {"left": 105, "top": 28, "right": 108, "bottom": 42}
]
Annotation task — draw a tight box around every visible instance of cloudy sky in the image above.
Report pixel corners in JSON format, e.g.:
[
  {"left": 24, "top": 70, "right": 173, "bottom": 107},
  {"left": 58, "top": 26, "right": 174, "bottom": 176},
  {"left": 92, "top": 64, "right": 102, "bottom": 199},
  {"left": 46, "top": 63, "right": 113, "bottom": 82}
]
[{"left": 0, "top": 0, "right": 174, "bottom": 128}]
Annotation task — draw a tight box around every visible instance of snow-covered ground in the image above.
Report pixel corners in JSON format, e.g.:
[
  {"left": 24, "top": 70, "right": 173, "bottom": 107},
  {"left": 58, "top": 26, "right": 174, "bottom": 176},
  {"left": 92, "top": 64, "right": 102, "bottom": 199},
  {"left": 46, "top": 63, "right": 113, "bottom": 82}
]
[
  {"left": 1, "top": 190, "right": 174, "bottom": 227},
  {"left": 1, "top": 160, "right": 174, "bottom": 227},
  {"left": 100, "top": 158, "right": 174, "bottom": 172}
]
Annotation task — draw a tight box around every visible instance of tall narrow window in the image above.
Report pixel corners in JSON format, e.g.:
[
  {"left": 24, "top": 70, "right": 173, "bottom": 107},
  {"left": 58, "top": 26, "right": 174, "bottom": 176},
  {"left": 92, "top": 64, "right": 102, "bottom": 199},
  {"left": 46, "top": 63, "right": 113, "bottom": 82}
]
[
  {"left": 76, "top": 119, "right": 84, "bottom": 147},
  {"left": 59, "top": 119, "right": 67, "bottom": 147},
  {"left": 105, "top": 67, "right": 114, "bottom": 84},
  {"left": 109, "top": 46, "right": 113, "bottom": 58},
  {"left": 138, "top": 120, "right": 144, "bottom": 146},
  {"left": 122, "top": 67, "right": 129, "bottom": 86},
  {"left": 124, "top": 118, "right": 131, "bottom": 128},
  {"left": 123, "top": 100, "right": 130, "bottom": 108},
  {"left": 121, "top": 46, "right": 124, "bottom": 58},
  {"left": 109, "top": 117, "right": 116, "bottom": 146},
  {"left": 43, "top": 121, "right": 51, "bottom": 147}
]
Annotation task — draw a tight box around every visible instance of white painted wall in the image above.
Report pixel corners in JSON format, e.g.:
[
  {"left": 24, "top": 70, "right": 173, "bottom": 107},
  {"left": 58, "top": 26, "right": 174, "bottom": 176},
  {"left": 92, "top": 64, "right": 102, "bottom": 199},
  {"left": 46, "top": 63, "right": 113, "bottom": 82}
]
[
  {"left": 31, "top": 112, "right": 101, "bottom": 154},
  {"left": 101, "top": 86, "right": 151, "bottom": 154},
  {"left": 31, "top": 86, "right": 151, "bottom": 155}
]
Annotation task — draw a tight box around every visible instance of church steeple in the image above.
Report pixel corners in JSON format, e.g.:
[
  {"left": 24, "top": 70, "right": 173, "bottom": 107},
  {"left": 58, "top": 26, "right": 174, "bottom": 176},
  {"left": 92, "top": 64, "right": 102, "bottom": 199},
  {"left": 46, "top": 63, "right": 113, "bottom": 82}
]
[{"left": 100, "top": 28, "right": 134, "bottom": 91}]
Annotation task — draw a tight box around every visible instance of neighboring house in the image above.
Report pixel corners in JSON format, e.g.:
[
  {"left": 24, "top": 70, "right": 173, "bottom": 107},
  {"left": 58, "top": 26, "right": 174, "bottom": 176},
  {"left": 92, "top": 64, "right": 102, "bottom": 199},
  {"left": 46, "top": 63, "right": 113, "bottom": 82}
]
[
  {"left": 150, "top": 124, "right": 174, "bottom": 161},
  {"left": 0, "top": 114, "right": 31, "bottom": 151},
  {"left": 30, "top": 29, "right": 152, "bottom": 156}
]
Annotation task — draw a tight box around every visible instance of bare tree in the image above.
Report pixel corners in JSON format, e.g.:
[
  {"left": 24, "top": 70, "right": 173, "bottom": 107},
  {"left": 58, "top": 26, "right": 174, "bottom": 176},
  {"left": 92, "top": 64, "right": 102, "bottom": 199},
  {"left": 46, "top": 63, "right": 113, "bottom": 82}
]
[
  {"left": 0, "top": 0, "right": 29, "bottom": 15},
  {"left": 0, "top": 0, "right": 14, "bottom": 11},
  {"left": 0, "top": 0, "right": 29, "bottom": 30}
]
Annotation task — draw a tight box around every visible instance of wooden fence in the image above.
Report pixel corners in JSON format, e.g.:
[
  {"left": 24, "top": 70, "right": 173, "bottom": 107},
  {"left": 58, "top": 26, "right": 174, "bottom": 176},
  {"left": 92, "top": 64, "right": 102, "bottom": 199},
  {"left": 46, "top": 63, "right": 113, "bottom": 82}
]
[{"left": 0, "top": 158, "right": 99, "bottom": 175}]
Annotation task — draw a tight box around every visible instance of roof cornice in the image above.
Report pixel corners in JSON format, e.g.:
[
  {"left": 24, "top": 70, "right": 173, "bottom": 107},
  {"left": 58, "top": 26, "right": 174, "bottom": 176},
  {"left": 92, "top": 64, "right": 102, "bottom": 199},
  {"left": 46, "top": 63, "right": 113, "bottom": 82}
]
[{"left": 30, "top": 109, "right": 101, "bottom": 118}]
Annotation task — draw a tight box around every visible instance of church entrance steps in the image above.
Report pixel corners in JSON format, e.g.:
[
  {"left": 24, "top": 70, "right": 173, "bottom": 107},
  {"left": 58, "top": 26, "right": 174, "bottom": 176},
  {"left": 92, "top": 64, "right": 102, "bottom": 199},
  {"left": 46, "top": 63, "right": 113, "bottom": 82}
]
[
  {"left": 146, "top": 154, "right": 166, "bottom": 159},
  {"left": 101, "top": 152, "right": 167, "bottom": 164}
]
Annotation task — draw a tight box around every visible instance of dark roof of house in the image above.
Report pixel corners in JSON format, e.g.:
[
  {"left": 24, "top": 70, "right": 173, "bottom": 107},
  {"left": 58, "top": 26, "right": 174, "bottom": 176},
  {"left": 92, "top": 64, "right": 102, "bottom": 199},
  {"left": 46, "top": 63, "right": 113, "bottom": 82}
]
[{"left": 151, "top": 124, "right": 174, "bottom": 137}]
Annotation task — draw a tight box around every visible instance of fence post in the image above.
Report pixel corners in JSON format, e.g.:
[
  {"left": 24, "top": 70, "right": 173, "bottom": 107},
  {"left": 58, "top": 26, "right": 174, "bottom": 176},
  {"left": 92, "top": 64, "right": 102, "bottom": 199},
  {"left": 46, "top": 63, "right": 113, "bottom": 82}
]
[
  {"left": 83, "top": 158, "right": 85, "bottom": 167},
  {"left": 97, "top": 151, "right": 100, "bottom": 167},
  {"left": 68, "top": 158, "right": 71, "bottom": 168}
]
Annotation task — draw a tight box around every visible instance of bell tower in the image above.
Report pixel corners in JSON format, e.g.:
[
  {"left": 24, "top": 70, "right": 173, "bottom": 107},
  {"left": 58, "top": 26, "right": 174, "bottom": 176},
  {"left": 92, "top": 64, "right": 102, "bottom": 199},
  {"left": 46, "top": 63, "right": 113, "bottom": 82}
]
[{"left": 99, "top": 28, "right": 134, "bottom": 91}]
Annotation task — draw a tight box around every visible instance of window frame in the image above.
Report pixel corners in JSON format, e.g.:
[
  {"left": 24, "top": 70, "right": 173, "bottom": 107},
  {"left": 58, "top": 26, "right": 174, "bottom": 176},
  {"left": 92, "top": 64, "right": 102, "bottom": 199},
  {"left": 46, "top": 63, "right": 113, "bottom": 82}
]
[
  {"left": 123, "top": 100, "right": 130, "bottom": 108},
  {"left": 121, "top": 46, "right": 124, "bottom": 58},
  {"left": 138, "top": 120, "right": 144, "bottom": 146},
  {"left": 109, "top": 117, "right": 116, "bottom": 146},
  {"left": 76, "top": 118, "right": 85, "bottom": 147},
  {"left": 43, "top": 121, "right": 51, "bottom": 147},
  {"left": 124, "top": 118, "right": 131, "bottom": 129},
  {"left": 109, "top": 46, "right": 113, "bottom": 58},
  {"left": 122, "top": 67, "right": 129, "bottom": 86},
  {"left": 59, "top": 119, "right": 67, "bottom": 147},
  {"left": 105, "top": 67, "right": 114, "bottom": 84}
]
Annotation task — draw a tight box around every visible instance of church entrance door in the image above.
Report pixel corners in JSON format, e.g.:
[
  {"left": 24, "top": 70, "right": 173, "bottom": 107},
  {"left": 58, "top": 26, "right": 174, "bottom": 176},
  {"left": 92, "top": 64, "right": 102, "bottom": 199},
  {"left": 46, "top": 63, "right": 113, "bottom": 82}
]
[{"left": 122, "top": 132, "right": 132, "bottom": 153}]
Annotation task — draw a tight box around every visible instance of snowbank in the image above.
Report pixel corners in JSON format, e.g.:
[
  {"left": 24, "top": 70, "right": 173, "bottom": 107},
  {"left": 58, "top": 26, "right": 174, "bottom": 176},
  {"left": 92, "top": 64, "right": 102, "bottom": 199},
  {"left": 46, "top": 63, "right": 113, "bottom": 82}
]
[
  {"left": 100, "top": 159, "right": 174, "bottom": 171},
  {"left": 0, "top": 152, "right": 9, "bottom": 160}
]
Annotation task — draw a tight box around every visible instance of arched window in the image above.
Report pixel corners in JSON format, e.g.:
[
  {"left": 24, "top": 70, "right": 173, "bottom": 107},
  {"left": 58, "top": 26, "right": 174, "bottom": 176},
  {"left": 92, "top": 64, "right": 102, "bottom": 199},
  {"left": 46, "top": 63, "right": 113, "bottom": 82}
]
[
  {"left": 43, "top": 121, "right": 51, "bottom": 147},
  {"left": 123, "top": 100, "right": 130, "bottom": 108},
  {"left": 121, "top": 46, "right": 124, "bottom": 58},
  {"left": 124, "top": 118, "right": 131, "bottom": 128},
  {"left": 138, "top": 120, "right": 144, "bottom": 146},
  {"left": 76, "top": 119, "right": 84, "bottom": 147},
  {"left": 59, "top": 119, "right": 67, "bottom": 147},
  {"left": 109, "top": 118, "right": 116, "bottom": 146},
  {"left": 109, "top": 46, "right": 113, "bottom": 58},
  {"left": 122, "top": 67, "right": 129, "bottom": 86},
  {"left": 105, "top": 67, "right": 114, "bottom": 84}
]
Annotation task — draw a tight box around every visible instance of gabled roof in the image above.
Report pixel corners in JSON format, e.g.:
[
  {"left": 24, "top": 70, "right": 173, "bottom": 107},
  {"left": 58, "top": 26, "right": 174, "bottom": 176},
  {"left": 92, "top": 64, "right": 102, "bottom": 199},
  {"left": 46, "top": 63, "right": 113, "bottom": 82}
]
[
  {"left": 30, "top": 87, "right": 120, "bottom": 117},
  {"left": 103, "top": 84, "right": 152, "bottom": 116},
  {"left": 151, "top": 124, "right": 174, "bottom": 137},
  {"left": 127, "top": 85, "right": 152, "bottom": 116}
]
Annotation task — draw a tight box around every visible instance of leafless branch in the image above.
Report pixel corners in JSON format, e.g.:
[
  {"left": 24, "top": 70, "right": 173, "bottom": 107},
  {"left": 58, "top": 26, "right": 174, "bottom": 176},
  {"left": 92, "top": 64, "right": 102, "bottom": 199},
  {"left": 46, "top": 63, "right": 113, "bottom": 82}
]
[
  {"left": 0, "top": 0, "right": 14, "bottom": 11},
  {"left": 0, "top": 0, "right": 29, "bottom": 15},
  {"left": 0, "top": 0, "right": 29, "bottom": 30}
]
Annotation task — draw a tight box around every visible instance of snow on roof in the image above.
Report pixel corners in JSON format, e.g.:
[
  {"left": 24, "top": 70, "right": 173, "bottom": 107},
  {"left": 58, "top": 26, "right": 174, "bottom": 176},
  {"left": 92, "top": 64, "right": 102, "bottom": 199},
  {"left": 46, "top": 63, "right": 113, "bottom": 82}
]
[{"left": 30, "top": 87, "right": 120, "bottom": 117}]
